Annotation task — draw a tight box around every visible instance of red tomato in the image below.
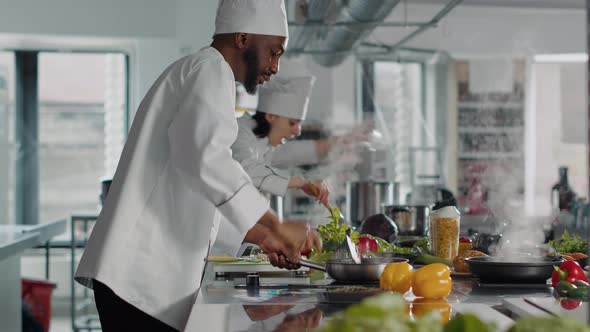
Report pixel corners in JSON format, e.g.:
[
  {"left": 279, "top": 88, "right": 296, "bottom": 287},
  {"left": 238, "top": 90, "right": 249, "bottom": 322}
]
[
  {"left": 459, "top": 237, "right": 472, "bottom": 243},
  {"left": 561, "top": 299, "right": 582, "bottom": 310},
  {"left": 357, "top": 236, "right": 379, "bottom": 254}
]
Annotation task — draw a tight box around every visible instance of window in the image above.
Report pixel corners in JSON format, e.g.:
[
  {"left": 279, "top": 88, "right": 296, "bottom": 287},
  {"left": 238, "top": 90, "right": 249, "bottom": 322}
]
[
  {"left": 1, "top": 51, "right": 128, "bottom": 225},
  {"left": 0, "top": 52, "right": 14, "bottom": 225}
]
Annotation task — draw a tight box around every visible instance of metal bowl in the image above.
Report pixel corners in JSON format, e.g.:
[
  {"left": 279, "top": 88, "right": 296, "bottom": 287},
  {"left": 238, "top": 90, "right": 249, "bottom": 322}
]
[
  {"left": 466, "top": 256, "right": 563, "bottom": 284},
  {"left": 325, "top": 257, "right": 408, "bottom": 282},
  {"left": 383, "top": 205, "right": 430, "bottom": 236}
]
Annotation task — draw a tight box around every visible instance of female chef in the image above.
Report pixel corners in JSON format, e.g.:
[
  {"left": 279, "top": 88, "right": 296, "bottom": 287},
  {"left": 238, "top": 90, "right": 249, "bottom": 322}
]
[{"left": 231, "top": 64, "right": 330, "bottom": 206}]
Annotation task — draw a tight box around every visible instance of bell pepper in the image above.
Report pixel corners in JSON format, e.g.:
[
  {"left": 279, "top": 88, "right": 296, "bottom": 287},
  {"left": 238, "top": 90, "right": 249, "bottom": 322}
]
[
  {"left": 411, "top": 263, "right": 452, "bottom": 298},
  {"left": 380, "top": 262, "right": 413, "bottom": 294},
  {"left": 554, "top": 280, "right": 590, "bottom": 301},
  {"left": 358, "top": 236, "right": 379, "bottom": 254},
  {"left": 551, "top": 260, "right": 588, "bottom": 288},
  {"left": 411, "top": 297, "right": 451, "bottom": 323}
]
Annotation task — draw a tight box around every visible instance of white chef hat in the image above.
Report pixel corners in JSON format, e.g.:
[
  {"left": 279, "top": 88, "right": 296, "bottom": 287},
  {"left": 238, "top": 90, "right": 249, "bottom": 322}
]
[
  {"left": 214, "top": 0, "right": 289, "bottom": 40},
  {"left": 257, "top": 60, "right": 316, "bottom": 120}
]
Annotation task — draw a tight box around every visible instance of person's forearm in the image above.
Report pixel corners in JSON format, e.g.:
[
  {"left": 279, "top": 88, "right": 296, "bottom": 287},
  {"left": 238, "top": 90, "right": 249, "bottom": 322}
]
[
  {"left": 243, "top": 223, "right": 271, "bottom": 246},
  {"left": 314, "top": 139, "right": 333, "bottom": 161},
  {"left": 288, "top": 176, "right": 305, "bottom": 189},
  {"left": 256, "top": 210, "right": 281, "bottom": 231}
]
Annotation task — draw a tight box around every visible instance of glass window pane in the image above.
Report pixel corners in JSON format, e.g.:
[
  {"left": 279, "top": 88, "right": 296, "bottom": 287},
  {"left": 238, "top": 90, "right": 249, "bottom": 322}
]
[
  {"left": 38, "top": 52, "right": 126, "bottom": 223},
  {"left": 0, "top": 52, "right": 15, "bottom": 225}
]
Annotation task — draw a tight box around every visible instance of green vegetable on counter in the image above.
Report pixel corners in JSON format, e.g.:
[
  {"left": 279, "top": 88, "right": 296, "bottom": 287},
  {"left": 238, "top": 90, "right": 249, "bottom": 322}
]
[
  {"left": 317, "top": 215, "right": 359, "bottom": 251},
  {"left": 318, "top": 293, "right": 443, "bottom": 332},
  {"left": 413, "top": 237, "right": 431, "bottom": 254},
  {"left": 444, "top": 314, "right": 495, "bottom": 332},
  {"left": 506, "top": 316, "right": 590, "bottom": 332},
  {"left": 549, "top": 230, "right": 588, "bottom": 255},
  {"left": 415, "top": 254, "right": 453, "bottom": 267}
]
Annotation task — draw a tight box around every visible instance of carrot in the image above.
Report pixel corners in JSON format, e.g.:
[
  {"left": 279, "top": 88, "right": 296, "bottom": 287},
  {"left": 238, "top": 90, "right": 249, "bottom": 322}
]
[{"left": 561, "top": 254, "right": 575, "bottom": 261}]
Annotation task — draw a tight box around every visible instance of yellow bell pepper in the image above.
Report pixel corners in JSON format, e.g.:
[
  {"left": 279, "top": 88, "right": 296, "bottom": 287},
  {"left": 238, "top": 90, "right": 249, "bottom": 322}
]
[
  {"left": 380, "top": 262, "right": 413, "bottom": 294},
  {"left": 411, "top": 297, "right": 451, "bottom": 323},
  {"left": 411, "top": 263, "right": 452, "bottom": 298}
]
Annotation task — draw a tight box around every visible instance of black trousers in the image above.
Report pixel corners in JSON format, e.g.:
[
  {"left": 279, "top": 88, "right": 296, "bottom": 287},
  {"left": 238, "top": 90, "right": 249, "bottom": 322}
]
[{"left": 93, "top": 280, "right": 179, "bottom": 332}]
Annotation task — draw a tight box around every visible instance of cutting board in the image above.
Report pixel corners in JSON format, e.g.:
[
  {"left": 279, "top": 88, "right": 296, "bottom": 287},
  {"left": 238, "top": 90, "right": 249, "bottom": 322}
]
[{"left": 211, "top": 259, "right": 309, "bottom": 273}]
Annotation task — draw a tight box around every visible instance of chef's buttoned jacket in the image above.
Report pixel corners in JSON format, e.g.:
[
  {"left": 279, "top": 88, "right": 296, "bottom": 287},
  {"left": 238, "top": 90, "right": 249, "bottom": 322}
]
[{"left": 75, "top": 47, "right": 269, "bottom": 330}]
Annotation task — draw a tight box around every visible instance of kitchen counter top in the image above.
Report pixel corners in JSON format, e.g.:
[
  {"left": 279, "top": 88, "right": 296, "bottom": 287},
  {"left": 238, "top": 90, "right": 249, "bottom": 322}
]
[
  {"left": 184, "top": 262, "right": 574, "bottom": 332},
  {"left": 0, "top": 219, "right": 67, "bottom": 261},
  {"left": 0, "top": 219, "right": 67, "bottom": 332}
]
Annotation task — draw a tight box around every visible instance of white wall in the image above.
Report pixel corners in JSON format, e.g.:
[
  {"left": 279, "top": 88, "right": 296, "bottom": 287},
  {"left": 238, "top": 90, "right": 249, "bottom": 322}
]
[
  {"left": 0, "top": 0, "right": 177, "bottom": 39},
  {"left": 528, "top": 63, "right": 588, "bottom": 217}
]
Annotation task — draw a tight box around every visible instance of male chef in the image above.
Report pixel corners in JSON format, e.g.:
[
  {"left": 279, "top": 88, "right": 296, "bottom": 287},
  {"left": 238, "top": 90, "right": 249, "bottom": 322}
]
[{"left": 74, "top": 1, "right": 321, "bottom": 331}]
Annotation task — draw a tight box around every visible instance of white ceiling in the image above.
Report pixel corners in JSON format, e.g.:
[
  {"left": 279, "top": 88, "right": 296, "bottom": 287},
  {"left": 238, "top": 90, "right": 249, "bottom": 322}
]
[{"left": 412, "top": 0, "right": 584, "bottom": 10}]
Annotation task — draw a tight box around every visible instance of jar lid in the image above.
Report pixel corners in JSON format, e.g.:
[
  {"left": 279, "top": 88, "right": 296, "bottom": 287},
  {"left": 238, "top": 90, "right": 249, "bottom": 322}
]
[{"left": 430, "top": 206, "right": 460, "bottom": 218}]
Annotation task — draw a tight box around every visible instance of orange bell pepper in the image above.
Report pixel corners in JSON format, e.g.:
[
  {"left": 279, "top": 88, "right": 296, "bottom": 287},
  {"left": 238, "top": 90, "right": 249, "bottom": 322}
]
[
  {"left": 412, "top": 263, "right": 452, "bottom": 298},
  {"left": 411, "top": 297, "right": 452, "bottom": 323},
  {"left": 380, "top": 262, "right": 413, "bottom": 294}
]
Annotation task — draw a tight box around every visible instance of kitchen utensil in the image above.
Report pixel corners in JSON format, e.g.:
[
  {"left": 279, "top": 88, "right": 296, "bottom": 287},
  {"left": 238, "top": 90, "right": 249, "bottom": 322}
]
[
  {"left": 296, "top": 234, "right": 360, "bottom": 271},
  {"left": 332, "top": 235, "right": 361, "bottom": 263},
  {"left": 346, "top": 181, "right": 396, "bottom": 226},
  {"left": 383, "top": 205, "right": 430, "bottom": 236},
  {"left": 309, "top": 183, "right": 345, "bottom": 224},
  {"left": 465, "top": 255, "right": 563, "bottom": 284},
  {"left": 299, "top": 257, "right": 409, "bottom": 282},
  {"left": 359, "top": 213, "right": 398, "bottom": 242}
]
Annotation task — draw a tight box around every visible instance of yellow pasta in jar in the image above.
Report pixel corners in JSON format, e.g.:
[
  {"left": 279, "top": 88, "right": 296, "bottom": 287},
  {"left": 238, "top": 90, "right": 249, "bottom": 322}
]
[{"left": 430, "top": 217, "right": 460, "bottom": 260}]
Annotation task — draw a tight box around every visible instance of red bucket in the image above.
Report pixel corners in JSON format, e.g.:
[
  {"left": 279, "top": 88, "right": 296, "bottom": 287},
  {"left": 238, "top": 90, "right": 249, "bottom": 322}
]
[{"left": 22, "top": 278, "right": 57, "bottom": 332}]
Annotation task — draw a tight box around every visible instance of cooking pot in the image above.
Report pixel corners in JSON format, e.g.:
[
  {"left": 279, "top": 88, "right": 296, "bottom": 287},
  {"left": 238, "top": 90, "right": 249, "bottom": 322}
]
[
  {"left": 346, "top": 181, "right": 396, "bottom": 226},
  {"left": 383, "top": 205, "right": 430, "bottom": 236},
  {"left": 300, "top": 257, "right": 408, "bottom": 282}
]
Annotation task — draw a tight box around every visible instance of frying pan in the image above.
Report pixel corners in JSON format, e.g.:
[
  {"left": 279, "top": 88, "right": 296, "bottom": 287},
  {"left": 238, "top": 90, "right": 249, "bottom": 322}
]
[
  {"left": 465, "top": 255, "right": 563, "bottom": 284},
  {"left": 300, "top": 257, "right": 408, "bottom": 282}
]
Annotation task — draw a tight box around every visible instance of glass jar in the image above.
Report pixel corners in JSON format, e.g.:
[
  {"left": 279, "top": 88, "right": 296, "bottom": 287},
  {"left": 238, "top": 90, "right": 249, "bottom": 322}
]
[{"left": 429, "top": 206, "right": 461, "bottom": 260}]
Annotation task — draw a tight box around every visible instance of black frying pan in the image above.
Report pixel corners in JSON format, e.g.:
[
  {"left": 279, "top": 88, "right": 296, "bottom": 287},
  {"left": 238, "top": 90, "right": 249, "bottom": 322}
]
[{"left": 466, "top": 255, "right": 563, "bottom": 284}]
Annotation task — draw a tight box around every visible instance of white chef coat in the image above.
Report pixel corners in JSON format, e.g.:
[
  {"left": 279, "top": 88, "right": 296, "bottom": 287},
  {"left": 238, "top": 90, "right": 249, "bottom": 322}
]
[
  {"left": 75, "top": 47, "right": 269, "bottom": 330},
  {"left": 231, "top": 116, "right": 319, "bottom": 196}
]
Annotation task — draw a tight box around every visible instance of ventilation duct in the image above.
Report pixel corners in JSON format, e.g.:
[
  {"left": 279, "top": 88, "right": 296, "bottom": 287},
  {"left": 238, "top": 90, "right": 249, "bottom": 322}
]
[
  {"left": 287, "top": 0, "right": 463, "bottom": 67},
  {"left": 287, "top": 0, "right": 339, "bottom": 53},
  {"left": 304, "top": 0, "right": 402, "bottom": 67}
]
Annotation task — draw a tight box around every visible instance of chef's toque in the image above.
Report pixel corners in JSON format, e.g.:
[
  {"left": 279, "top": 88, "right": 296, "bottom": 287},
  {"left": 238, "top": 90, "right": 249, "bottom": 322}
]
[
  {"left": 257, "top": 60, "right": 315, "bottom": 121},
  {"left": 214, "top": 0, "right": 288, "bottom": 40}
]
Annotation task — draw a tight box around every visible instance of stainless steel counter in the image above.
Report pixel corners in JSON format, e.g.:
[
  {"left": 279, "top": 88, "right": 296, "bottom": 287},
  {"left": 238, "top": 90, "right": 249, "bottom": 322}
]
[
  {"left": 0, "top": 219, "right": 67, "bottom": 332},
  {"left": 184, "top": 262, "right": 569, "bottom": 332}
]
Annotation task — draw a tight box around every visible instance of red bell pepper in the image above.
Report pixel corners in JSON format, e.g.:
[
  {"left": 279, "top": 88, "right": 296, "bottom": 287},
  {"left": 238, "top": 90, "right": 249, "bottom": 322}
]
[
  {"left": 357, "top": 236, "right": 379, "bottom": 254},
  {"left": 551, "top": 260, "right": 588, "bottom": 288}
]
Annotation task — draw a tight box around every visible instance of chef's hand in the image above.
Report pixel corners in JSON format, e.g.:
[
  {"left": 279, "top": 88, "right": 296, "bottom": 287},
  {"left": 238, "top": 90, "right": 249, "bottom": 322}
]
[
  {"left": 272, "top": 308, "right": 323, "bottom": 332},
  {"left": 243, "top": 304, "right": 294, "bottom": 321},
  {"left": 301, "top": 180, "right": 330, "bottom": 207},
  {"left": 266, "top": 222, "right": 322, "bottom": 269},
  {"left": 245, "top": 212, "right": 322, "bottom": 269}
]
